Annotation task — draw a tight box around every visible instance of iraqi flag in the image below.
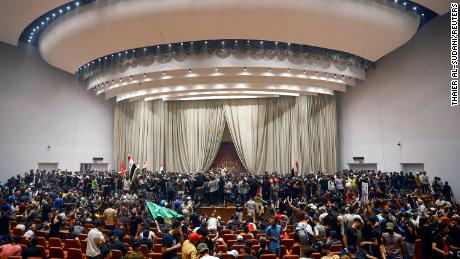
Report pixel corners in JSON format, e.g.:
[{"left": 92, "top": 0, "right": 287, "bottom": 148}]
[{"left": 127, "top": 154, "right": 136, "bottom": 179}]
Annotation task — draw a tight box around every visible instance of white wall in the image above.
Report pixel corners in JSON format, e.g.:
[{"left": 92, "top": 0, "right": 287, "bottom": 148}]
[
  {"left": 0, "top": 42, "right": 114, "bottom": 182},
  {"left": 337, "top": 14, "right": 460, "bottom": 197}
]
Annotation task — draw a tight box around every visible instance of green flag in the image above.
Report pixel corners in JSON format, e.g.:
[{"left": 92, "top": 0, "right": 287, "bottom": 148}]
[{"left": 146, "top": 201, "right": 183, "bottom": 219}]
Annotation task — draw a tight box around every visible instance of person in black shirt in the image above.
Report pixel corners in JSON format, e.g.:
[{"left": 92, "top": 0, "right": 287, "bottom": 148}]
[
  {"left": 255, "top": 238, "right": 274, "bottom": 258},
  {"left": 40, "top": 199, "right": 51, "bottom": 222},
  {"left": 360, "top": 216, "right": 381, "bottom": 258},
  {"left": 109, "top": 235, "right": 128, "bottom": 255},
  {"left": 432, "top": 223, "right": 451, "bottom": 259},
  {"left": 129, "top": 209, "right": 143, "bottom": 241},
  {"left": 401, "top": 212, "right": 416, "bottom": 258},
  {"left": 138, "top": 229, "right": 154, "bottom": 251},
  {"left": 0, "top": 206, "right": 11, "bottom": 239},
  {"left": 21, "top": 238, "right": 44, "bottom": 259},
  {"left": 344, "top": 217, "right": 362, "bottom": 250},
  {"left": 443, "top": 182, "right": 453, "bottom": 202},
  {"left": 449, "top": 217, "right": 460, "bottom": 253},
  {"left": 47, "top": 209, "right": 62, "bottom": 238},
  {"left": 240, "top": 246, "right": 257, "bottom": 259},
  {"left": 162, "top": 221, "right": 183, "bottom": 259}
]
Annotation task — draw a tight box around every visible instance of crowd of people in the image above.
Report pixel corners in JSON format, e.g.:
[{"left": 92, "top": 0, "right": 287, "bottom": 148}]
[{"left": 0, "top": 168, "right": 458, "bottom": 259}]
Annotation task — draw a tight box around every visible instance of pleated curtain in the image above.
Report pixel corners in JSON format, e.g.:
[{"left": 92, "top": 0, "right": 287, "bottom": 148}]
[
  {"left": 113, "top": 94, "right": 337, "bottom": 174},
  {"left": 223, "top": 99, "right": 268, "bottom": 173},
  {"left": 113, "top": 100, "right": 167, "bottom": 171},
  {"left": 165, "top": 100, "right": 225, "bottom": 173}
]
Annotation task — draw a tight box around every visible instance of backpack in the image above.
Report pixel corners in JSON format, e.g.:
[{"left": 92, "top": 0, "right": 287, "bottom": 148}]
[{"left": 296, "top": 229, "right": 312, "bottom": 245}]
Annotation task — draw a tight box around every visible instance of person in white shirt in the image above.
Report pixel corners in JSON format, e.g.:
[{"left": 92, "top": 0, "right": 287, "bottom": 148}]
[
  {"left": 207, "top": 214, "right": 219, "bottom": 233},
  {"left": 335, "top": 177, "right": 344, "bottom": 195},
  {"left": 420, "top": 171, "right": 430, "bottom": 194},
  {"left": 122, "top": 177, "right": 131, "bottom": 192},
  {"left": 209, "top": 178, "right": 219, "bottom": 204},
  {"left": 246, "top": 197, "right": 256, "bottom": 216},
  {"left": 224, "top": 181, "right": 233, "bottom": 204},
  {"left": 23, "top": 223, "right": 36, "bottom": 239},
  {"left": 86, "top": 222, "right": 105, "bottom": 259},
  {"left": 328, "top": 177, "right": 336, "bottom": 192},
  {"left": 196, "top": 243, "right": 219, "bottom": 259}
]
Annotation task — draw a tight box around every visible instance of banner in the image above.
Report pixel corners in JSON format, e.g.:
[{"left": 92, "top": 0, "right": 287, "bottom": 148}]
[{"left": 146, "top": 201, "right": 183, "bottom": 219}]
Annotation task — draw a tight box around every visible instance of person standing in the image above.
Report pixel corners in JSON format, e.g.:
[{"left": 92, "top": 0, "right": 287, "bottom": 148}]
[
  {"left": 381, "top": 222, "right": 404, "bottom": 259},
  {"left": 420, "top": 171, "right": 430, "bottom": 194},
  {"left": 162, "top": 221, "right": 183, "bottom": 259},
  {"left": 266, "top": 218, "right": 282, "bottom": 257},
  {"left": 442, "top": 182, "right": 453, "bottom": 203},
  {"left": 432, "top": 223, "right": 452, "bottom": 259},
  {"left": 181, "top": 232, "right": 202, "bottom": 259},
  {"left": 86, "top": 221, "right": 105, "bottom": 259},
  {"left": 224, "top": 180, "right": 233, "bottom": 204},
  {"left": 209, "top": 178, "right": 218, "bottom": 205},
  {"left": 103, "top": 203, "right": 118, "bottom": 230},
  {"left": 123, "top": 176, "right": 131, "bottom": 193},
  {"left": 246, "top": 197, "right": 256, "bottom": 217}
]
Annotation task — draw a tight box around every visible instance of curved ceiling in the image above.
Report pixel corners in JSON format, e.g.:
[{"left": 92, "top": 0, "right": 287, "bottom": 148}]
[
  {"left": 0, "top": 0, "right": 450, "bottom": 48},
  {"left": 0, "top": 0, "right": 67, "bottom": 46},
  {"left": 413, "top": 0, "right": 451, "bottom": 15},
  {"left": 38, "top": 0, "right": 425, "bottom": 74}
]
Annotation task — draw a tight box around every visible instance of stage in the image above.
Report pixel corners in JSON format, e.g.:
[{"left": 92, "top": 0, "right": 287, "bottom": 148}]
[{"left": 197, "top": 206, "right": 250, "bottom": 222}]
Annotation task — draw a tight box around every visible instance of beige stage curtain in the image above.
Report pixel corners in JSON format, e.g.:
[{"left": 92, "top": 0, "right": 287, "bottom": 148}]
[
  {"left": 265, "top": 96, "right": 300, "bottom": 174},
  {"left": 297, "top": 95, "right": 337, "bottom": 174},
  {"left": 223, "top": 99, "right": 268, "bottom": 173},
  {"left": 165, "top": 100, "right": 225, "bottom": 172},
  {"left": 113, "top": 95, "right": 337, "bottom": 174},
  {"left": 223, "top": 95, "right": 337, "bottom": 174},
  {"left": 113, "top": 100, "right": 167, "bottom": 171}
]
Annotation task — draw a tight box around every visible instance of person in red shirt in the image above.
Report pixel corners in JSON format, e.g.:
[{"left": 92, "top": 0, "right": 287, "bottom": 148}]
[{"left": 0, "top": 235, "right": 22, "bottom": 259}]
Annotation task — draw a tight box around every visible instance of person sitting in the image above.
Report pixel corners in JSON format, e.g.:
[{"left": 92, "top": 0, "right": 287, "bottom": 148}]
[
  {"left": 23, "top": 223, "right": 36, "bottom": 239},
  {"left": 14, "top": 218, "right": 26, "bottom": 233},
  {"left": 21, "top": 238, "right": 44, "bottom": 259},
  {"left": 240, "top": 246, "right": 257, "bottom": 259},
  {"left": 125, "top": 241, "right": 145, "bottom": 259},
  {"left": 320, "top": 243, "right": 339, "bottom": 259},
  {"left": 196, "top": 242, "right": 219, "bottom": 259},
  {"left": 326, "top": 230, "right": 342, "bottom": 245},
  {"left": 108, "top": 235, "right": 128, "bottom": 256},
  {"left": 137, "top": 229, "right": 154, "bottom": 251},
  {"left": 254, "top": 238, "right": 274, "bottom": 258}
]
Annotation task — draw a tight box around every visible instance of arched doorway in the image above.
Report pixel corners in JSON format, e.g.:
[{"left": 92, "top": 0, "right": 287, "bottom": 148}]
[{"left": 209, "top": 123, "right": 246, "bottom": 173}]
